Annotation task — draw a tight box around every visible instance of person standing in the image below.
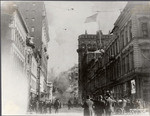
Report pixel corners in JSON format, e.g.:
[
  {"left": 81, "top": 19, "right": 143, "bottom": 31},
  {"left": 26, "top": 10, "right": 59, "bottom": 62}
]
[
  {"left": 86, "top": 96, "right": 94, "bottom": 116},
  {"left": 93, "top": 95, "right": 105, "bottom": 116},
  {"left": 122, "top": 98, "right": 127, "bottom": 114},
  {"left": 53, "top": 99, "right": 60, "bottom": 113},
  {"left": 68, "top": 99, "right": 72, "bottom": 110},
  {"left": 105, "top": 94, "right": 116, "bottom": 116},
  {"left": 82, "top": 98, "right": 90, "bottom": 116},
  {"left": 47, "top": 100, "right": 52, "bottom": 114}
]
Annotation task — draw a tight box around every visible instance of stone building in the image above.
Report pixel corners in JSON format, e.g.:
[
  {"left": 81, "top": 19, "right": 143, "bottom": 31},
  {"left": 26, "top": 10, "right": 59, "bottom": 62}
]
[
  {"left": 16, "top": 2, "right": 50, "bottom": 100},
  {"left": 107, "top": 1, "right": 150, "bottom": 103},
  {"left": 1, "top": 2, "right": 50, "bottom": 112},
  {"left": 77, "top": 30, "right": 112, "bottom": 100},
  {"left": 78, "top": 1, "right": 150, "bottom": 106},
  {"left": 1, "top": 3, "right": 33, "bottom": 113}
]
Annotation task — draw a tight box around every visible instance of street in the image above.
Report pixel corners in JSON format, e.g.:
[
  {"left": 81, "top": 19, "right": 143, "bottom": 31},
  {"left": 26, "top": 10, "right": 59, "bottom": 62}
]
[
  {"left": 27, "top": 107, "right": 150, "bottom": 116},
  {"left": 28, "top": 107, "right": 83, "bottom": 116}
]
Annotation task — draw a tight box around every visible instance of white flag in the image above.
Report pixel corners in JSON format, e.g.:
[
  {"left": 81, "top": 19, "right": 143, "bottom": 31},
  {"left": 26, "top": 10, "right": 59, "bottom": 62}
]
[{"left": 84, "top": 13, "right": 98, "bottom": 23}]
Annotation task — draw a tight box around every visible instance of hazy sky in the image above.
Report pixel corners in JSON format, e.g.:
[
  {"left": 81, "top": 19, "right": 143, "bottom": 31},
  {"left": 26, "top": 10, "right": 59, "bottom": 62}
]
[{"left": 45, "top": 1, "right": 127, "bottom": 74}]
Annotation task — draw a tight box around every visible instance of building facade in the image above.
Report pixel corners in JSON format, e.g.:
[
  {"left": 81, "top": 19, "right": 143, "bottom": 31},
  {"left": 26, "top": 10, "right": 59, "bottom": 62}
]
[
  {"left": 2, "top": 2, "right": 50, "bottom": 112},
  {"left": 16, "top": 2, "right": 50, "bottom": 101},
  {"left": 77, "top": 31, "right": 112, "bottom": 100},
  {"left": 78, "top": 1, "right": 150, "bottom": 106},
  {"left": 1, "top": 3, "right": 34, "bottom": 113}
]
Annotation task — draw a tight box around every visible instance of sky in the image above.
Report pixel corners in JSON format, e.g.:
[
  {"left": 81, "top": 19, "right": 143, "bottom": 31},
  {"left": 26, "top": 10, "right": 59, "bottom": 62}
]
[{"left": 45, "top": 1, "right": 127, "bottom": 74}]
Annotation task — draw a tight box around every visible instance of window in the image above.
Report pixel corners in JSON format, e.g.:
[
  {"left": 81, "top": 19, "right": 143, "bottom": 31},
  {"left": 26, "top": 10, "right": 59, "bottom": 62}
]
[
  {"left": 117, "top": 39, "right": 120, "bottom": 53},
  {"left": 122, "top": 34, "right": 124, "bottom": 48},
  {"left": 130, "top": 52, "right": 134, "bottom": 70},
  {"left": 32, "top": 3, "right": 36, "bottom": 6},
  {"left": 142, "top": 22, "right": 148, "bottom": 37},
  {"left": 87, "top": 44, "right": 92, "bottom": 50},
  {"left": 81, "top": 44, "right": 86, "bottom": 49},
  {"left": 28, "top": 55, "right": 30, "bottom": 63},
  {"left": 129, "top": 21, "right": 132, "bottom": 40},
  {"left": 31, "top": 27, "right": 35, "bottom": 32},
  {"left": 122, "top": 57, "right": 125, "bottom": 75},
  {"left": 32, "top": 10, "right": 36, "bottom": 16},
  {"left": 123, "top": 29, "right": 126, "bottom": 46},
  {"left": 126, "top": 29, "right": 128, "bottom": 44},
  {"left": 32, "top": 18, "right": 35, "bottom": 22},
  {"left": 126, "top": 55, "right": 129, "bottom": 73},
  {"left": 93, "top": 44, "right": 97, "bottom": 50}
]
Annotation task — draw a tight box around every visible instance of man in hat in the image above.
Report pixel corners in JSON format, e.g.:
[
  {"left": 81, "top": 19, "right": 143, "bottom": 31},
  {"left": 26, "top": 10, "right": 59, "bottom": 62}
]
[
  {"left": 93, "top": 95, "right": 105, "bottom": 116},
  {"left": 105, "top": 92, "right": 116, "bottom": 116}
]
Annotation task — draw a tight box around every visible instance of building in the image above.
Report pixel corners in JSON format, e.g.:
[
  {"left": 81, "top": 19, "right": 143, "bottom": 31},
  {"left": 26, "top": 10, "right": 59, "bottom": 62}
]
[
  {"left": 106, "top": 1, "right": 150, "bottom": 104},
  {"left": 2, "top": 2, "right": 50, "bottom": 112},
  {"left": 77, "top": 30, "right": 112, "bottom": 100},
  {"left": 78, "top": 1, "right": 150, "bottom": 106},
  {"left": 16, "top": 2, "right": 45, "bottom": 49},
  {"left": 16, "top": 2, "right": 50, "bottom": 101},
  {"left": 1, "top": 3, "right": 33, "bottom": 114}
]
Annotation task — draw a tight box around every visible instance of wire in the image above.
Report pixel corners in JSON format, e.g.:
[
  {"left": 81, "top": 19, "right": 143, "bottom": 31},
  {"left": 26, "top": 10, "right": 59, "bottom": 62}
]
[
  {"left": 48, "top": 4, "right": 74, "bottom": 11},
  {"left": 141, "top": 52, "right": 150, "bottom": 62}
]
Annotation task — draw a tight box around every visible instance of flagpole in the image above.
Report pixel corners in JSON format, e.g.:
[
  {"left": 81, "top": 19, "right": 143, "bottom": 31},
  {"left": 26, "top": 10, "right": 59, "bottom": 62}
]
[{"left": 96, "top": 11, "right": 100, "bottom": 31}]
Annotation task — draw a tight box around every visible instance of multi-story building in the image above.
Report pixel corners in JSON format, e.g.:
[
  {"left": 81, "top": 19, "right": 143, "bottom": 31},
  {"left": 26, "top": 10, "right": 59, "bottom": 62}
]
[
  {"left": 77, "top": 30, "right": 112, "bottom": 100},
  {"left": 106, "top": 1, "right": 150, "bottom": 103},
  {"left": 16, "top": 2, "right": 50, "bottom": 100},
  {"left": 16, "top": 2, "right": 44, "bottom": 49},
  {"left": 78, "top": 1, "right": 150, "bottom": 106},
  {"left": 1, "top": 3, "right": 34, "bottom": 114},
  {"left": 2, "top": 2, "right": 50, "bottom": 112},
  {"left": 1, "top": 3, "right": 30, "bottom": 77}
]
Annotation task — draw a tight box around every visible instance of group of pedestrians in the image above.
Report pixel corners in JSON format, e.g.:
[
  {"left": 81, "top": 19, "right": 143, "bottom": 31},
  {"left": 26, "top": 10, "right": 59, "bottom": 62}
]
[
  {"left": 82, "top": 92, "right": 115, "bottom": 116},
  {"left": 29, "top": 98, "right": 61, "bottom": 114},
  {"left": 82, "top": 91, "right": 148, "bottom": 116},
  {"left": 114, "top": 98, "right": 145, "bottom": 114}
]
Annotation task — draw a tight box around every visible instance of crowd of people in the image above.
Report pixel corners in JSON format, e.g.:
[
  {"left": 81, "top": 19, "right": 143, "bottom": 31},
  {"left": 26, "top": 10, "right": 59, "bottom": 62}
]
[
  {"left": 82, "top": 91, "right": 146, "bottom": 116},
  {"left": 28, "top": 92, "right": 148, "bottom": 115},
  {"left": 29, "top": 98, "right": 62, "bottom": 114}
]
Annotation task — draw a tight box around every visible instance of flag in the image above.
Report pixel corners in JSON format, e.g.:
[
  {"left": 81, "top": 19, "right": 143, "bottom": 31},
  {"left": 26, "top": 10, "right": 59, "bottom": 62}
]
[{"left": 84, "top": 13, "right": 98, "bottom": 23}]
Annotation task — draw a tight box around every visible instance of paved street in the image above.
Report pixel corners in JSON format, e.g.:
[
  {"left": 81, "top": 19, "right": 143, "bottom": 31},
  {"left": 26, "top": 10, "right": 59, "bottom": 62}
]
[
  {"left": 27, "top": 107, "right": 150, "bottom": 116},
  {"left": 28, "top": 107, "right": 83, "bottom": 116}
]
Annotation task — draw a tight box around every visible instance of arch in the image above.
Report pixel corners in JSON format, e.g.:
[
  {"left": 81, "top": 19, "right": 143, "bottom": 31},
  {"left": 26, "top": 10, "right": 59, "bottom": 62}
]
[
  {"left": 80, "top": 43, "right": 86, "bottom": 49},
  {"left": 87, "top": 44, "right": 92, "bottom": 49}
]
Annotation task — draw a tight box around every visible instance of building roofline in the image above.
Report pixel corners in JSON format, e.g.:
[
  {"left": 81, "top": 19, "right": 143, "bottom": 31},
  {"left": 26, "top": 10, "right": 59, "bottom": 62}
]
[
  {"left": 43, "top": 3, "right": 50, "bottom": 42},
  {"left": 16, "top": 9, "right": 29, "bottom": 33}
]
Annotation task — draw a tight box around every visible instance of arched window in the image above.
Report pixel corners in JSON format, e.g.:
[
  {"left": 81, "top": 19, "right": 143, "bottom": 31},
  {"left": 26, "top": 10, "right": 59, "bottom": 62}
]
[
  {"left": 80, "top": 43, "right": 86, "bottom": 49},
  {"left": 93, "top": 44, "right": 97, "bottom": 50},
  {"left": 87, "top": 44, "right": 92, "bottom": 50},
  {"left": 138, "top": 16, "right": 149, "bottom": 38}
]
